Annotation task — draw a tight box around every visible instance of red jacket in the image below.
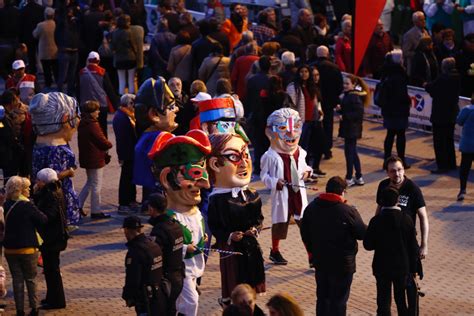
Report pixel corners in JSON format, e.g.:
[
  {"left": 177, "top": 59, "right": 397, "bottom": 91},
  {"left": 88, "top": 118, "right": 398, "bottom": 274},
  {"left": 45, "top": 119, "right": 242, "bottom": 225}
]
[
  {"left": 335, "top": 36, "right": 352, "bottom": 73},
  {"left": 78, "top": 117, "right": 112, "bottom": 169},
  {"left": 6, "top": 73, "right": 36, "bottom": 90},
  {"left": 231, "top": 54, "right": 259, "bottom": 100}
]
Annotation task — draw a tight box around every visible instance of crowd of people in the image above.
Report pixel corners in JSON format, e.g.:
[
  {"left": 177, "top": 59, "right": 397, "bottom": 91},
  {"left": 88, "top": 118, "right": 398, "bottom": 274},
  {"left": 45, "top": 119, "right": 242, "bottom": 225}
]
[{"left": 0, "top": 0, "right": 473, "bottom": 315}]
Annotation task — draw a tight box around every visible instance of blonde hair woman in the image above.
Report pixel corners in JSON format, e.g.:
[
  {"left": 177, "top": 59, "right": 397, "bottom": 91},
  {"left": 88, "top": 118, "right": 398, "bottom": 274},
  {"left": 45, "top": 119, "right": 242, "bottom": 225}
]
[{"left": 3, "top": 176, "right": 47, "bottom": 316}]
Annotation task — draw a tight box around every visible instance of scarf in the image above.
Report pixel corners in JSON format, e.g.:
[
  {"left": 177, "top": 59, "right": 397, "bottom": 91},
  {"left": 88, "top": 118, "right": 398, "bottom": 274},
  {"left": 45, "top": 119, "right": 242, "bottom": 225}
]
[{"left": 119, "top": 106, "right": 136, "bottom": 128}]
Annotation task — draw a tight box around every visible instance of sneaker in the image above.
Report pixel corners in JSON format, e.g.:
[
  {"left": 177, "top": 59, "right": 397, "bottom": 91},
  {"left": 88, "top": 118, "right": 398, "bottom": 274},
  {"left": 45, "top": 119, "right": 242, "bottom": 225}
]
[
  {"left": 313, "top": 169, "right": 326, "bottom": 177},
  {"left": 457, "top": 190, "right": 466, "bottom": 201},
  {"left": 91, "top": 212, "right": 111, "bottom": 219},
  {"left": 118, "top": 205, "right": 131, "bottom": 215},
  {"left": 346, "top": 178, "right": 355, "bottom": 187},
  {"left": 355, "top": 177, "right": 365, "bottom": 185},
  {"left": 269, "top": 249, "right": 288, "bottom": 265}
]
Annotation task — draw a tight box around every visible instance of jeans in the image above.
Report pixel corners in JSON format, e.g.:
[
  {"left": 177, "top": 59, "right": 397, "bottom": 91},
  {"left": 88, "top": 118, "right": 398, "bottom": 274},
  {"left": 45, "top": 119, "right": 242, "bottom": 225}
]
[
  {"left": 5, "top": 252, "right": 39, "bottom": 312},
  {"left": 344, "top": 138, "right": 362, "bottom": 180},
  {"left": 315, "top": 270, "right": 353, "bottom": 316},
  {"left": 117, "top": 68, "right": 136, "bottom": 94},
  {"left": 42, "top": 250, "right": 66, "bottom": 307},
  {"left": 57, "top": 50, "right": 78, "bottom": 96},
  {"left": 384, "top": 129, "right": 406, "bottom": 161},
  {"left": 460, "top": 152, "right": 473, "bottom": 192},
  {"left": 119, "top": 160, "right": 137, "bottom": 206},
  {"left": 432, "top": 124, "right": 456, "bottom": 170},
  {"left": 376, "top": 275, "right": 409, "bottom": 316},
  {"left": 79, "top": 168, "right": 104, "bottom": 214},
  {"left": 41, "top": 59, "right": 58, "bottom": 88}
]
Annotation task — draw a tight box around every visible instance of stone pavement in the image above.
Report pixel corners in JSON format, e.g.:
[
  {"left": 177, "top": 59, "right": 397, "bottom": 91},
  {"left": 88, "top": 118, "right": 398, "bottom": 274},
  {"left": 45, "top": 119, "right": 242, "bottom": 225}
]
[{"left": 1, "top": 117, "right": 473, "bottom": 316}]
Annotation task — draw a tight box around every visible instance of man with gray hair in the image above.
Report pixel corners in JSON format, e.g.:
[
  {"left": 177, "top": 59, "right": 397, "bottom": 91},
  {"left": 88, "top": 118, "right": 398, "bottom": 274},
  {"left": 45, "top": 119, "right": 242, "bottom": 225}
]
[
  {"left": 279, "top": 51, "right": 297, "bottom": 88},
  {"left": 401, "top": 11, "right": 429, "bottom": 75},
  {"left": 113, "top": 93, "right": 138, "bottom": 214},
  {"left": 315, "top": 45, "right": 343, "bottom": 159}
]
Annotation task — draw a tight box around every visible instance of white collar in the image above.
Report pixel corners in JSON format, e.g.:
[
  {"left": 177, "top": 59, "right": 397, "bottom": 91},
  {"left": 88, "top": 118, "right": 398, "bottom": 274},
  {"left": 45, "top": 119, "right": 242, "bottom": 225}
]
[{"left": 209, "top": 185, "right": 249, "bottom": 201}]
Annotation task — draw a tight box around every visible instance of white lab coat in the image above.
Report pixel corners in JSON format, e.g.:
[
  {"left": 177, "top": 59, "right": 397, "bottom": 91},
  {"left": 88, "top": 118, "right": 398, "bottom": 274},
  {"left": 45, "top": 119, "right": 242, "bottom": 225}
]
[{"left": 260, "top": 147, "right": 312, "bottom": 224}]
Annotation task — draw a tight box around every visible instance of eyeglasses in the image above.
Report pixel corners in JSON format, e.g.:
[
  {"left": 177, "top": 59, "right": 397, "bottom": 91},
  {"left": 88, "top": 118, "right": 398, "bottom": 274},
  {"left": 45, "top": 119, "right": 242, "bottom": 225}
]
[{"left": 217, "top": 150, "right": 250, "bottom": 166}]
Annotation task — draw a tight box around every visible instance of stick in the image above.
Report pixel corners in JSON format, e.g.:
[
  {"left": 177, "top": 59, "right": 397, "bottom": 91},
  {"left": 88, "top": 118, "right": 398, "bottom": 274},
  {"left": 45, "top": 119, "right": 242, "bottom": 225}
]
[{"left": 283, "top": 181, "right": 319, "bottom": 192}]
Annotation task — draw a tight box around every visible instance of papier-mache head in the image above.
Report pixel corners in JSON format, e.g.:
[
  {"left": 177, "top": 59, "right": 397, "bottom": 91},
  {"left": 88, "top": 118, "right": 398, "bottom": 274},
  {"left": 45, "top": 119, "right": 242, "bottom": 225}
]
[{"left": 266, "top": 108, "right": 302, "bottom": 154}]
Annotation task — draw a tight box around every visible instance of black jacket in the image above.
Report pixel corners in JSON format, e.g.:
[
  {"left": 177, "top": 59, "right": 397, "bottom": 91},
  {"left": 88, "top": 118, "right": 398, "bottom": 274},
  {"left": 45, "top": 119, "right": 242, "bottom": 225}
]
[
  {"left": 3, "top": 199, "right": 48, "bottom": 249},
  {"left": 363, "top": 207, "right": 419, "bottom": 277},
  {"left": 19, "top": 2, "right": 44, "bottom": 44},
  {"left": 148, "top": 214, "right": 184, "bottom": 274},
  {"left": 245, "top": 72, "right": 271, "bottom": 120},
  {"left": 33, "top": 181, "right": 68, "bottom": 252},
  {"left": 315, "top": 57, "right": 344, "bottom": 110},
  {"left": 301, "top": 194, "right": 366, "bottom": 274},
  {"left": 379, "top": 63, "right": 411, "bottom": 119},
  {"left": 425, "top": 70, "right": 461, "bottom": 125},
  {"left": 338, "top": 90, "right": 365, "bottom": 139}
]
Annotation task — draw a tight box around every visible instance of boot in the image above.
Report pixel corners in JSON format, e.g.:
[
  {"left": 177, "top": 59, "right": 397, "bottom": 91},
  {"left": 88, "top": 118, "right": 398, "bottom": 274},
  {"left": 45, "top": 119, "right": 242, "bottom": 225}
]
[{"left": 29, "top": 308, "right": 39, "bottom": 316}]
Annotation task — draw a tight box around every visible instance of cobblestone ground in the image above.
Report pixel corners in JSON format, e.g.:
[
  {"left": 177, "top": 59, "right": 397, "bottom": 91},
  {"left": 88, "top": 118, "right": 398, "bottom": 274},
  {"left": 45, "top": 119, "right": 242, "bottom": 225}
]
[{"left": 1, "top": 117, "right": 473, "bottom": 315}]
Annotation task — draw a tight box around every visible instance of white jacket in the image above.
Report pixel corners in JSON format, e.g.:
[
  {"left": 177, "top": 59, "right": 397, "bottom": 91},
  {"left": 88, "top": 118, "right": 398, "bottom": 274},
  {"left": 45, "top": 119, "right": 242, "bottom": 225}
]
[{"left": 260, "top": 147, "right": 312, "bottom": 224}]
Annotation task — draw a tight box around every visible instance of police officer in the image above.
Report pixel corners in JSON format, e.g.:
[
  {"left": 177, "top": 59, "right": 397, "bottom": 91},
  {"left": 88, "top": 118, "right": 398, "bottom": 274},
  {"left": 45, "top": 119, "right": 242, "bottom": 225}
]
[
  {"left": 147, "top": 193, "right": 185, "bottom": 316},
  {"left": 122, "top": 216, "right": 167, "bottom": 315}
]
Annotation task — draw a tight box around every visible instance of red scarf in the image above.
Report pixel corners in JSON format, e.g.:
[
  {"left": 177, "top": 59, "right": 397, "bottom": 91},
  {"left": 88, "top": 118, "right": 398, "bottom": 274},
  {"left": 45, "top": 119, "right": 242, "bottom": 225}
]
[{"left": 318, "top": 193, "right": 347, "bottom": 203}]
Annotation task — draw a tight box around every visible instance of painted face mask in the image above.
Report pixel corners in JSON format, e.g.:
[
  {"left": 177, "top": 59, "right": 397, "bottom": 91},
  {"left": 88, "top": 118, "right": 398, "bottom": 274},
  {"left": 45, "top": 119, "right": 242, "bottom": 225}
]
[
  {"left": 179, "top": 162, "right": 209, "bottom": 182},
  {"left": 271, "top": 116, "right": 302, "bottom": 141}
]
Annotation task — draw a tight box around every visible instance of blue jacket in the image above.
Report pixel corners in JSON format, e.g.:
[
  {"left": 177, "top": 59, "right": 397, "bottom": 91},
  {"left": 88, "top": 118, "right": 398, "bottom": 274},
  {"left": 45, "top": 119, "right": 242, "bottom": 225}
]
[
  {"left": 457, "top": 105, "right": 474, "bottom": 153},
  {"left": 133, "top": 130, "right": 160, "bottom": 189},
  {"left": 112, "top": 109, "right": 137, "bottom": 161}
]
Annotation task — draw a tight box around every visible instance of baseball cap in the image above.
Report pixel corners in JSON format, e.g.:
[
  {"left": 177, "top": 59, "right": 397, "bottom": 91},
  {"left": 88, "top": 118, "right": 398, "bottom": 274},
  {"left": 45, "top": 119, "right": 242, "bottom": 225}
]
[
  {"left": 191, "top": 92, "right": 212, "bottom": 103},
  {"left": 12, "top": 60, "right": 26, "bottom": 70},
  {"left": 87, "top": 51, "right": 100, "bottom": 62},
  {"left": 122, "top": 216, "right": 144, "bottom": 229}
]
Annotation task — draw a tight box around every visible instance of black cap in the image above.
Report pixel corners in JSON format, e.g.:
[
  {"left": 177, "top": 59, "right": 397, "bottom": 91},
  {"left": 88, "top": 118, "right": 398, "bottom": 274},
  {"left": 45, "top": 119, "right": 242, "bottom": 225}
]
[{"left": 122, "top": 216, "right": 144, "bottom": 229}]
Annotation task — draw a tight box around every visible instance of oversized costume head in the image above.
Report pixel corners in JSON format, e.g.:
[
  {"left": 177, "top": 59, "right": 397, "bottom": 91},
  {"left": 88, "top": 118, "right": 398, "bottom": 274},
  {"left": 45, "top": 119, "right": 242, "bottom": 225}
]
[
  {"left": 29, "top": 92, "right": 80, "bottom": 142},
  {"left": 134, "top": 77, "right": 179, "bottom": 134},
  {"left": 198, "top": 97, "right": 248, "bottom": 140},
  {"left": 148, "top": 129, "right": 211, "bottom": 211},
  {"left": 265, "top": 108, "right": 302, "bottom": 155},
  {"left": 207, "top": 133, "right": 251, "bottom": 188}
]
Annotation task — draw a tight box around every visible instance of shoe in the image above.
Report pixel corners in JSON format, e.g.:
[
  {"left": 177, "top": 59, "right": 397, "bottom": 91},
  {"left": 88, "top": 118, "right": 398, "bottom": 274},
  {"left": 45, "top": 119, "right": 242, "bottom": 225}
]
[
  {"left": 305, "top": 174, "right": 319, "bottom": 184},
  {"left": 346, "top": 178, "right": 355, "bottom": 187},
  {"left": 323, "top": 152, "right": 333, "bottom": 160},
  {"left": 457, "top": 190, "right": 466, "bottom": 201},
  {"left": 91, "top": 212, "right": 111, "bottom": 219},
  {"left": 269, "top": 249, "right": 288, "bottom": 265},
  {"left": 313, "top": 169, "right": 326, "bottom": 177},
  {"left": 40, "top": 303, "right": 66, "bottom": 310},
  {"left": 28, "top": 308, "right": 39, "bottom": 316},
  {"left": 431, "top": 168, "right": 448, "bottom": 174},
  {"left": 118, "top": 205, "right": 131, "bottom": 215},
  {"left": 355, "top": 177, "right": 365, "bottom": 185},
  {"left": 218, "top": 297, "right": 231, "bottom": 308},
  {"left": 66, "top": 225, "right": 79, "bottom": 233},
  {"left": 79, "top": 208, "right": 88, "bottom": 217}
]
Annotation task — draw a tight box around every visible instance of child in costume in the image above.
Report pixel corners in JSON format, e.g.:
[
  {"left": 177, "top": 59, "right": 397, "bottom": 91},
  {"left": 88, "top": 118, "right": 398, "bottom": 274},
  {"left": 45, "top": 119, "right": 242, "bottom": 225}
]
[
  {"left": 148, "top": 129, "right": 211, "bottom": 316},
  {"left": 260, "top": 108, "right": 313, "bottom": 265},
  {"left": 207, "top": 132, "right": 265, "bottom": 307}
]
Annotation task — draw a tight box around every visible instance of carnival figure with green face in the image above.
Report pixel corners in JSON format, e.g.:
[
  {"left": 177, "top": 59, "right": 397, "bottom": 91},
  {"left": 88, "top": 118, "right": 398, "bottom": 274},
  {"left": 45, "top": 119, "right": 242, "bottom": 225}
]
[
  {"left": 148, "top": 129, "right": 211, "bottom": 316},
  {"left": 261, "top": 108, "right": 313, "bottom": 265}
]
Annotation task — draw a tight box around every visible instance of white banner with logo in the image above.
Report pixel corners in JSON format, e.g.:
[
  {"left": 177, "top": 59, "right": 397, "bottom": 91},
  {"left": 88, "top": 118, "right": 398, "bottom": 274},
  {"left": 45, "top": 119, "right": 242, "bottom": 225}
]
[{"left": 362, "top": 77, "right": 471, "bottom": 138}]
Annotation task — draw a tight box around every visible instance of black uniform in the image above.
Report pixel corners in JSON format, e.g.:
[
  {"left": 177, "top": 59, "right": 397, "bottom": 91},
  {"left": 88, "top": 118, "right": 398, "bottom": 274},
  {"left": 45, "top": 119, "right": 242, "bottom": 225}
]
[
  {"left": 149, "top": 214, "right": 184, "bottom": 316},
  {"left": 123, "top": 233, "right": 167, "bottom": 315}
]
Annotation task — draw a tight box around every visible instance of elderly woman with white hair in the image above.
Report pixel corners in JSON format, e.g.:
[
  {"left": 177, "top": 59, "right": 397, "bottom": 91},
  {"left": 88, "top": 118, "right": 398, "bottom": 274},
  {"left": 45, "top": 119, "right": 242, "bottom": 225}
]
[
  {"left": 29, "top": 92, "right": 81, "bottom": 229},
  {"left": 378, "top": 49, "right": 412, "bottom": 169},
  {"left": 3, "top": 176, "right": 47, "bottom": 316},
  {"left": 32, "top": 168, "right": 67, "bottom": 310}
]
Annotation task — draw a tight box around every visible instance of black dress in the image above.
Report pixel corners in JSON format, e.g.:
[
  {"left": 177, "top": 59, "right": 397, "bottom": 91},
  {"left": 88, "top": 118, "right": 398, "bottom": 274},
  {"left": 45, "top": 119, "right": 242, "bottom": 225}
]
[{"left": 208, "top": 189, "right": 265, "bottom": 298}]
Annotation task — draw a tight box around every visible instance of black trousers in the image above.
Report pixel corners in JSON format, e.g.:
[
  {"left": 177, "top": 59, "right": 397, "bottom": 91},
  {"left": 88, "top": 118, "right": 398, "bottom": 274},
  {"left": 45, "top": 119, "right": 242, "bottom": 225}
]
[
  {"left": 432, "top": 124, "right": 457, "bottom": 170},
  {"left": 376, "top": 274, "right": 409, "bottom": 316},
  {"left": 40, "top": 59, "right": 58, "bottom": 88},
  {"left": 460, "top": 152, "right": 473, "bottom": 192},
  {"left": 42, "top": 250, "right": 66, "bottom": 307},
  {"left": 315, "top": 270, "right": 353, "bottom": 316},
  {"left": 166, "top": 270, "right": 184, "bottom": 316},
  {"left": 322, "top": 107, "right": 335, "bottom": 155},
  {"left": 98, "top": 107, "right": 109, "bottom": 138},
  {"left": 119, "top": 160, "right": 137, "bottom": 206},
  {"left": 384, "top": 128, "right": 406, "bottom": 161}
]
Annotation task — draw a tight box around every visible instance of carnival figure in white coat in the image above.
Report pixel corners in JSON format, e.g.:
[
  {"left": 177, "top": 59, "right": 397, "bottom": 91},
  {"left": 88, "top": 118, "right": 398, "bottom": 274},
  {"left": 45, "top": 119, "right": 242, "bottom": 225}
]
[{"left": 260, "top": 108, "right": 313, "bottom": 265}]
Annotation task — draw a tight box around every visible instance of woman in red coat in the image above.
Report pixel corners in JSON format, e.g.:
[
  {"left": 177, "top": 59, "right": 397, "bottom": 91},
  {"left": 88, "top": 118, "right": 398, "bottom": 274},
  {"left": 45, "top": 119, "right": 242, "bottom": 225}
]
[{"left": 77, "top": 101, "right": 113, "bottom": 219}]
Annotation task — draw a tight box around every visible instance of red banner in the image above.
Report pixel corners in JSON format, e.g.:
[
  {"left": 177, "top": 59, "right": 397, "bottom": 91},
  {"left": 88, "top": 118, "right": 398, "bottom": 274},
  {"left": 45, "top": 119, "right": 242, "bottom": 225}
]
[{"left": 354, "top": 0, "right": 386, "bottom": 74}]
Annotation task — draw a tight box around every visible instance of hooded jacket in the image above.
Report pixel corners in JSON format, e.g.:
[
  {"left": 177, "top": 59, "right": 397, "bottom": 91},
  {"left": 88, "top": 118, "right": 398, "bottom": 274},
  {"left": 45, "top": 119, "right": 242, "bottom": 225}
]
[{"left": 300, "top": 193, "right": 366, "bottom": 274}]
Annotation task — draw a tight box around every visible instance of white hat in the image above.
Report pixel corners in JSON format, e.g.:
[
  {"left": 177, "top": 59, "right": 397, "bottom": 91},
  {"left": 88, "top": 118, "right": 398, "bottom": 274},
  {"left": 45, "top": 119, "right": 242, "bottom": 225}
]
[
  {"left": 12, "top": 60, "right": 25, "bottom": 70},
  {"left": 191, "top": 92, "right": 212, "bottom": 102},
  {"left": 36, "top": 168, "right": 59, "bottom": 184},
  {"left": 87, "top": 51, "right": 100, "bottom": 61}
]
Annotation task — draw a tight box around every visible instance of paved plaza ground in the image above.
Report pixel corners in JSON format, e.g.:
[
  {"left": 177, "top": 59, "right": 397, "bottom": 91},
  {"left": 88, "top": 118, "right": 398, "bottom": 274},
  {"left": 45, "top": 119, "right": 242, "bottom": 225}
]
[{"left": 1, "top": 117, "right": 473, "bottom": 315}]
